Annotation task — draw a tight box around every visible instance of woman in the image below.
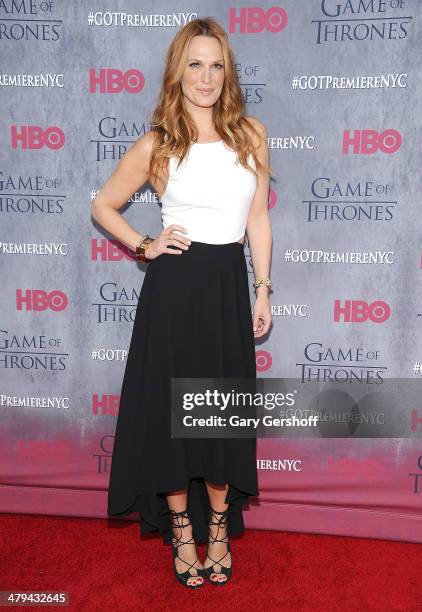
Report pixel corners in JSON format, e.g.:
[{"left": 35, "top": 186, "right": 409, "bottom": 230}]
[{"left": 91, "top": 17, "right": 272, "bottom": 588}]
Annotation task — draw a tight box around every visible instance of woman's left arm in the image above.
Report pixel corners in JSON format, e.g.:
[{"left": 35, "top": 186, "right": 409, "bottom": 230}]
[{"left": 245, "top": 118, "right": 272, "bottom": 339}]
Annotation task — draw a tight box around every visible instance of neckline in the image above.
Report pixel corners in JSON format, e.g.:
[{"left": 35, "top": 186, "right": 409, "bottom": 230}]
[{"left": 191, "top": 139, "right": 223, "bottom": 145}]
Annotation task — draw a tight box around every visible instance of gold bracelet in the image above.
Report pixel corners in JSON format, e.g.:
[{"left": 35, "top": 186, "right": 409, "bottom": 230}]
[
  {"left": 253, "top": 278, "right": 272, "bottom": 290},
  {"left": 135, "top": 235, "right": 154, "bottom": 262}
]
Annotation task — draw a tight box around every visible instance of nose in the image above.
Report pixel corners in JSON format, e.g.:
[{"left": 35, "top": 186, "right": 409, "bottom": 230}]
[{"left": 200, "top": 67, "right": 212, "bottom": 83}]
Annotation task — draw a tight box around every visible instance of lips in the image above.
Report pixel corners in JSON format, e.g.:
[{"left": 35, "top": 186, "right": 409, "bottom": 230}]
[{"left": 198, "top": 89, "right": 214, "bottom": 93}]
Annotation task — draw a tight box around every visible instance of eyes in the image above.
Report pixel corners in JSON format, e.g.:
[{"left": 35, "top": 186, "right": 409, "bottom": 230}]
[{"left": 188, "top": 62, "right": 224, "bottom": 70}]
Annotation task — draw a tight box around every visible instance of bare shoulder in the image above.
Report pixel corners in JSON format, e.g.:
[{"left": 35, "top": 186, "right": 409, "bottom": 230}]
[
  {"left": 245, "top": 115, "right": 267, "bottom": 135},
  {"left": 244, "top": 115, "right": 268, "bottom": 148},
  {"left": 128, "top": 130, "right": 157, "bottom": 173}
]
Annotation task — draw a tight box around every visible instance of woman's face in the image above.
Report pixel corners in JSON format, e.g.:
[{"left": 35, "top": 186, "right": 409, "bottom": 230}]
[{"left": 180, "top": 35, "right": 225, "bottom": 109}]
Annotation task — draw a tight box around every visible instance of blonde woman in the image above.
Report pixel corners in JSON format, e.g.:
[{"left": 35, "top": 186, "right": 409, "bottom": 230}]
[{"left": 92, "top": 17, "right": 272, "bottom": 588}]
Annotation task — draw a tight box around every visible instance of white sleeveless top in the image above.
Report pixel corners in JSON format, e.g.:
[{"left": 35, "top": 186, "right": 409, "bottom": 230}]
[{"left": 160, "top": 140, "right": 257, "bottom": 244}]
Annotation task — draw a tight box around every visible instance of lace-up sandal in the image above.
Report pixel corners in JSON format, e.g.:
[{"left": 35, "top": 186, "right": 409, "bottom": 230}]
[
  {"left": 202, "top": 506, "right": 232, "bottom": 586},
  {"left": 169, "top": 508, "right": 204, "bottom": 589}
]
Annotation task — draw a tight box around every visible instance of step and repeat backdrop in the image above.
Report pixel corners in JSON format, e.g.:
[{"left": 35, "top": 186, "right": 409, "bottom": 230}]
[{"left": 1, "top": 2, "right": 422, "bottom": 542}]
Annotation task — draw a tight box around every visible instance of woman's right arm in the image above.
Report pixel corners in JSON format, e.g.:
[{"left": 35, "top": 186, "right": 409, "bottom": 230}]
[{"left": 90, "top": 131, "right": 155, "bottom": 252}]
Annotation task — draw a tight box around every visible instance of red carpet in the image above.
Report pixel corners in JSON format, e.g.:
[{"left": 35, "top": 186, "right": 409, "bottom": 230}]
[{"left": 0, "top": 513, "right": 421, "bottom": 611}]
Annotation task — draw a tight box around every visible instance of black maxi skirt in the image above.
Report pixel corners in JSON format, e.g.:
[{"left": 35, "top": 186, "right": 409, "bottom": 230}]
[{"left": 107, "top": 240, "right": 259, "bottom": 545}]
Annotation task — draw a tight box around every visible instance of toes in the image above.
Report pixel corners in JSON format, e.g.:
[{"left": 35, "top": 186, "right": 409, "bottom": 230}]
[{"left": 211, "top": 572, "right": 226, "bottom": 583}]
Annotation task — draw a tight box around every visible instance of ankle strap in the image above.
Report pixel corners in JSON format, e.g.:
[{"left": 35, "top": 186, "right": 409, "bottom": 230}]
[
  {"left": 210, "top": 506, "right": 230, "bottom": 514},
  {"left": 208, "top": 506, "right": 231, "bottom": 547},
  {"left": 209, "top": 506, "right": 230, "bottom": 533},
  {"left": 169, "top": 508, "right": 189, "bottom": 517},
  {"left": 210, "top": 506, "right": 230, "bottom": 521},
  {"left": 169, "top": 508, "right": 192, "bottom": 528}
]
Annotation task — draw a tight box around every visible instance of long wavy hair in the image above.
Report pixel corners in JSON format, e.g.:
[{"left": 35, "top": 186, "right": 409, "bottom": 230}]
[{"left": 148, "top": 17, "right": 272, "bottom": 183}]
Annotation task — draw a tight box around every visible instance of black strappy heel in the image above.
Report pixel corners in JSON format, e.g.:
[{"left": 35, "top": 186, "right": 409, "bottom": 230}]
[
  {"left": 169, "top": 508, "right": 204, "bottom": 589},
  {"left": 202, "top": 506, "right": 232, "bottom": 586}
]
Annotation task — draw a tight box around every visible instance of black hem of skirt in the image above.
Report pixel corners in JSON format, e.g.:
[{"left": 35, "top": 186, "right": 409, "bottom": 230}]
[{"left": 108, "top": 475, "right": 258, "bottom": 545}]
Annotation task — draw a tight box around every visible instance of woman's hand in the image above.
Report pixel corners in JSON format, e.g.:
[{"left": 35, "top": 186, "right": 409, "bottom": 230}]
[
  {"left": 252, "top": 292, "right": 272, "bottom": 338},
  {"left": 146, "top": 224, "right": 191, "bottom": 260}
]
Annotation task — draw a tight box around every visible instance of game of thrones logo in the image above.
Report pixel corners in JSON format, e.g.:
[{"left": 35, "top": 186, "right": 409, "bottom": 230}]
[{"left": 312, "top": 0, "right": 412, "bottom": 44}]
